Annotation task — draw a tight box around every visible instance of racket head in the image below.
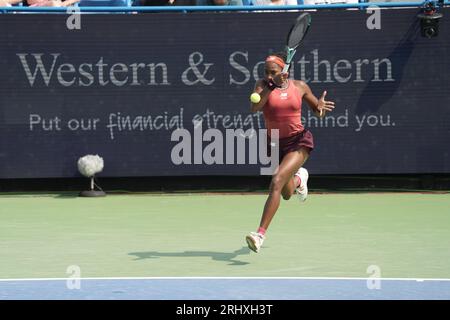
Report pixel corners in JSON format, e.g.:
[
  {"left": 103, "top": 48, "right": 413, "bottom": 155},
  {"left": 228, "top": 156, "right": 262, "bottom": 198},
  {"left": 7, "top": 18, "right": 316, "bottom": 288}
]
[
  {"left": 286, "top": 13, "right": 312, "bottom": 51},
  {"left": 282, "top": 13, "right": 312, "bottom": 73}
]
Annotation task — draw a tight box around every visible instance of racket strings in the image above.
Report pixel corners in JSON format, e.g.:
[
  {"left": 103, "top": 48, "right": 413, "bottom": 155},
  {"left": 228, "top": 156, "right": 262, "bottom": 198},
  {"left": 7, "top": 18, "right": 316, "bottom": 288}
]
[{"left": 287, "top": 14, "right": 311, "bottom": 49}]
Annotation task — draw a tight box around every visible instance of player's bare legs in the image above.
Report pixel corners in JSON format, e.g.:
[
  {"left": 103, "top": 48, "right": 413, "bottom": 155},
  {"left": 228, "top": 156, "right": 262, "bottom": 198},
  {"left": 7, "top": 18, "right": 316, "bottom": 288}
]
[
  {"left": 259, "top": 147, "right": 309, "bottom": 230},
  {"left": 281, "top": 149, "right": 309, "bottom": 200},
  {"left": 246, "top": 148, "right": 309, "bottom": 253}
]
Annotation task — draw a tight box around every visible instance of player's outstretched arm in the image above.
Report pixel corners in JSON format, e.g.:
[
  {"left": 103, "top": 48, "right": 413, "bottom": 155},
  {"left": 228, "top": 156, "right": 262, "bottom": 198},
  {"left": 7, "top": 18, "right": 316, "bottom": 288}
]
[{"left": 297, "top": 81, "right": 335, "bottom": 118}]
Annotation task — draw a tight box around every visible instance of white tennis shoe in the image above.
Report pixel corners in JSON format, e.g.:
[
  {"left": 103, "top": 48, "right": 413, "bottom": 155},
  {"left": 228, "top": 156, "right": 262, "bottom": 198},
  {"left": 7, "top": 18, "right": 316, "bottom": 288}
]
[
  {"left": 246, "top": 232, "right": 265, "bottom": 253},
  {"left": 295, "top": 167, "right": 309, "bottom": 202}
]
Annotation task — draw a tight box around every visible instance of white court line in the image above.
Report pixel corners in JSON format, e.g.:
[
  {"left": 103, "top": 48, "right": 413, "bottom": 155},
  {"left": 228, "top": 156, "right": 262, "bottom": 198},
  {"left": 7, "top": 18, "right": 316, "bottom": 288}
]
[{"left": 0, "top": 276, "right": 450, "bottom": 282}]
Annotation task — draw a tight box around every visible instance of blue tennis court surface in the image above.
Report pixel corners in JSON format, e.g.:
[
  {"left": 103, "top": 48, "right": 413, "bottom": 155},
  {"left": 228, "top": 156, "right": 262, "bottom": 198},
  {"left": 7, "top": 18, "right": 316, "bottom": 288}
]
[{"left": 1, "top": 278, "right": 449, "bottom": 300}]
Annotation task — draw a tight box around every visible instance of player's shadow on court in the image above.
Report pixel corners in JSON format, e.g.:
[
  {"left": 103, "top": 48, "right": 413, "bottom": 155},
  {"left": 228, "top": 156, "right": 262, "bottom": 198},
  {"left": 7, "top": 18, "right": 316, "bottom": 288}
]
[
  {"left": 128, "top": 247, "right": 251, "bottom": 266},
  {"left": 53, "top": 193, "right": 79, "bottom": 199}
]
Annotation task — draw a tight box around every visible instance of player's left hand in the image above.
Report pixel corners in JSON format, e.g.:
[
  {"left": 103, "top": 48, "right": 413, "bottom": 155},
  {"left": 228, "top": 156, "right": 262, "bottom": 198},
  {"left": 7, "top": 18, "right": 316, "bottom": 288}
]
[{"left": 317, "top": 91, "right": 335, "bottom": 116}]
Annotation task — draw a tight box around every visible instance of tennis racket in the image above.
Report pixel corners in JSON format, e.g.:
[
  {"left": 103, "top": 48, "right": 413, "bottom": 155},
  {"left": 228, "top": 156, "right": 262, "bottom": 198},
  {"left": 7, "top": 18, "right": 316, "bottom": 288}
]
[{"left": 282, "top": 13, "right": 312, "bottom": 74}]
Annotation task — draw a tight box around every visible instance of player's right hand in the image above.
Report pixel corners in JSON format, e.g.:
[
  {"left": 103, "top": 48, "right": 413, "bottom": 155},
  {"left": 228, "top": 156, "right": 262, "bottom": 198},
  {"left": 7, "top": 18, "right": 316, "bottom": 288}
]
[{"left": 263, "top": 79, "right": 277, "bottom": 91}]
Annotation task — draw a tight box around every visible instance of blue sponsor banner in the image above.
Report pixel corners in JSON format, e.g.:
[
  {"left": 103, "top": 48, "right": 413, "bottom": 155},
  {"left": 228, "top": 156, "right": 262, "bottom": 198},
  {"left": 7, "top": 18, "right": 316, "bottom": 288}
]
[{"left": 0, "top": 9, "right": 449, "bottom": 178}]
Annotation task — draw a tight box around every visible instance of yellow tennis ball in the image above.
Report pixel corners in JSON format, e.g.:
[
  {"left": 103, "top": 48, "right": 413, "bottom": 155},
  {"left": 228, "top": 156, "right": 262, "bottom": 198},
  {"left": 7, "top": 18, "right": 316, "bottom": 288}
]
[{"left": 250, "top": 93, "right": 261, "bottom": 103}]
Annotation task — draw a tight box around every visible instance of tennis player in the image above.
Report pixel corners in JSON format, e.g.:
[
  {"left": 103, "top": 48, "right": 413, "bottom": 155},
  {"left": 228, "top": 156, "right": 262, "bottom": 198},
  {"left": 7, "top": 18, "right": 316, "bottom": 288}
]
[{"left": 246, "top": 52, "right": 335, "bottom": 253}]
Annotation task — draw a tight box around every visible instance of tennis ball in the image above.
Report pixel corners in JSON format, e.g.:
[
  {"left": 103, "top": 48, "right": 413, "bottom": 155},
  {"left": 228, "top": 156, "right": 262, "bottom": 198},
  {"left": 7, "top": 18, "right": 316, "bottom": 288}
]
[{"left": 250, "top": 92, "right": 261, "bottom": 104}]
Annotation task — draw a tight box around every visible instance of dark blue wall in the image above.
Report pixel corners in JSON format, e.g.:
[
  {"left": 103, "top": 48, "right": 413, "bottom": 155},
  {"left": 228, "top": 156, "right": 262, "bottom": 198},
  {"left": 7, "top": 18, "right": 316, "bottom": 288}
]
[{"left": 1, "top": 9, "right": 449, "bottom": 178}]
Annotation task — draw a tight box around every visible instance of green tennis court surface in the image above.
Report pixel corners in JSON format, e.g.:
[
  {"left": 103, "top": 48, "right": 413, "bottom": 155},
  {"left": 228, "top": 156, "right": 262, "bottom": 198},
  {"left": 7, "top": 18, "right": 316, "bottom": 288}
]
[{"left": 1, "top": 193, "right": 449, "bottom": 280}]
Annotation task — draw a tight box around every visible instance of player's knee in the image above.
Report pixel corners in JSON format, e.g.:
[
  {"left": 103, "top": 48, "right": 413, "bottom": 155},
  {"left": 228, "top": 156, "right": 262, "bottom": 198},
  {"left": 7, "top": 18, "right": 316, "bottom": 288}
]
[{"left": 271, "top": 175, "right": 285, "bottom": 192}]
